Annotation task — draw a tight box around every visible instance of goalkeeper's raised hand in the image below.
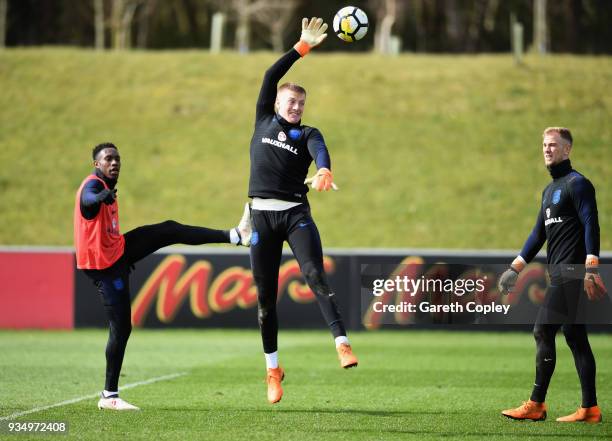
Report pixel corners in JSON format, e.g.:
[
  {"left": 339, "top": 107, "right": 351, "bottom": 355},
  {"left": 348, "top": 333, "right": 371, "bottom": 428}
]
[{"left": 294, "top": 17, "right": 328, "bottom": 56}]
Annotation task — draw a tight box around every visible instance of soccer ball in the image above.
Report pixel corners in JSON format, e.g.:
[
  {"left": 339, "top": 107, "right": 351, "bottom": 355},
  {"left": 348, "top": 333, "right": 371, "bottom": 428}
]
[{"left": 333, "top": 6, "right": 369, "bottom": 43}]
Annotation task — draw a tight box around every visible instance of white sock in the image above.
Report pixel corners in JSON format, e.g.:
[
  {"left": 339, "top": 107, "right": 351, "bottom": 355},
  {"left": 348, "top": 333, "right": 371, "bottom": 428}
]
[
  {"left": 103, "top": 390, "right": 119, "bottom": 398},
  {"left": 335, "top": 336, "right": 349, "bottom": 348},
  {"left": 229, "top": 228, "right": 240, "bottom": 245},
  {"left": 264, "top": 351, "right": 278, "bottom": 369}
]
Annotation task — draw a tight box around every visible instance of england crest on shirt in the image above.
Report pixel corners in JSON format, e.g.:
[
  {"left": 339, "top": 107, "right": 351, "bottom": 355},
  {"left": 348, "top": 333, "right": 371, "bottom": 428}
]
[{"left": 552, "top": 189, "right": 561, "bottom": 205}]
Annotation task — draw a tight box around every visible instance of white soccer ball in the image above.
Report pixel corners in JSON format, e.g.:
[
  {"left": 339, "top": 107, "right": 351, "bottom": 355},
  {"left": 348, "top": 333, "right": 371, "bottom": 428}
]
[{"left": 333, "top": 6, "right": 369, "bottom": 43}]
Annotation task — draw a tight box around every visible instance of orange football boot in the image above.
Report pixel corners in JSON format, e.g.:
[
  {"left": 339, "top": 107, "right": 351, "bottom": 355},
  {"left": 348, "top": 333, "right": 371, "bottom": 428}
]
[
  {"left": 337, "top": 343, "right": 358, "bottom": 369},
  {"left": 266, "top": 366, "right": 285, "bottom": 404},
  {"left": 556, "top": 406, "right": 602, "bottom": 423},
  {"left": 502, "top": 400, "right": 547, "bottom": 421}
]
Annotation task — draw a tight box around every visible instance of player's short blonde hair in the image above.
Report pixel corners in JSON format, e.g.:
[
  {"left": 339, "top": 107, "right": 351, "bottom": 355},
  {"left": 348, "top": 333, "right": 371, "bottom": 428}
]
[
  {"left": 543, "top": 127, "right": 573, "bottom": 145},
  {"left": 278, "top": 82, "right": 307, "bottom": 96}
]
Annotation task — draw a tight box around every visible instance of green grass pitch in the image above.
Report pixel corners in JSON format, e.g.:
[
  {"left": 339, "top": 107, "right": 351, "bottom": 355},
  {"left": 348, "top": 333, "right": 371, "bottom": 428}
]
[{"left": 1, "top": 329, "right": 610, "bottom": 440}]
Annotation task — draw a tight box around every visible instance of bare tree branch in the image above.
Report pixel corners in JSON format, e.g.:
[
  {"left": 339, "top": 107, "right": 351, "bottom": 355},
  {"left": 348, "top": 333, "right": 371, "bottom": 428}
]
[
  {"left": 252, "top": 0, "right": 300, "bottom": 52},
  {"left": 111, "top": 0, "right": 149, "bottom": 49},
  {"left": 214, "top": 0, "right": 288, "bottom": 52}
]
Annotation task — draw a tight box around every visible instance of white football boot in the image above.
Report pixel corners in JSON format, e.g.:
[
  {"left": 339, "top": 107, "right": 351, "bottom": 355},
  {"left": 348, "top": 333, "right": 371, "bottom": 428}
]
[
  {"left": 97, "top": 397, "right": 140, "bottom": 411},
  {"left": 236, "top": 202, "right": 253, "bottom": 246}
]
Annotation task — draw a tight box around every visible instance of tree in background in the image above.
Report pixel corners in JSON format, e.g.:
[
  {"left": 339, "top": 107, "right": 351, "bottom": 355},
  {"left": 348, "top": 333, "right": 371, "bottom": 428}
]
[
  {"left": 252, "top": 0, "right": 301, "bottom": 52},
  {"left": 110, "top": 0, "right": 146, "bottom": 49},
  {"left": 214, "top": 0, "right": 257, "bottom": 53},
  {"left": 466, "top": 0, "right": 500, "bottom": 52},
  {"left": 369, "top": 0, "right": 401, "bottom": 54},
  {"left": 532, "top": 0, "right": 547, "bottom": 53},
  {"left": 93, "top": 0, "right": 104, "bottom": 49},
  {"left": 3, "top": 0, "right": 612, "bottom": 53},
  {"left": 104, "top": 0, "right": 209, "bottom": 50},
  {"left": 146, "top": 0, "right": 210, "bottom": 49},
  {"left": 213, "top": 0, "right": 300, "bottom": 53},
  {"left": 134, "top": 0, "right": 157, "bottom": 48},
  {"left": 404, "top": 0, "right": 501, "bottom": 53}
]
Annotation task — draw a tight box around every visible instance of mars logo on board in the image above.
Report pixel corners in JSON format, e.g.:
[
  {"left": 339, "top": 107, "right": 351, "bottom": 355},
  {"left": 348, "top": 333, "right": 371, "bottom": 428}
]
[{"left": 130, "top": 255, "right": 335, "bottom": 326}]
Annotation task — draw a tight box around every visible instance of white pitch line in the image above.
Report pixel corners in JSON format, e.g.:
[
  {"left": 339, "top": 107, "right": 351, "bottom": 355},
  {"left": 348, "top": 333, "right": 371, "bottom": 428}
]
[{"left": 0, "top": 372, "right": 187, "bottom": 421}]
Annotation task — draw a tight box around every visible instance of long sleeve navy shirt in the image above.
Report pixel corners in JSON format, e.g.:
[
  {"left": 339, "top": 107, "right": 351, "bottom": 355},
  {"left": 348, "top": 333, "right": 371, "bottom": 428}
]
[
  {"left": 248, "top": 48, "right": 331, "bottom": 203},
  {"left": 520, "top": 159, "right": 600, "bottom": 265}
]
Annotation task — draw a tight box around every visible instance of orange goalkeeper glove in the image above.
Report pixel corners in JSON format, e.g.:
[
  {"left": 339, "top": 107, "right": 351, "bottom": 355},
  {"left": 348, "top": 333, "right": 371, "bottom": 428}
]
[
  {"left": 304, "top": 168, "right": 337, "bottom": 192},
  {"left": 294, "top": 17, "right": 328, "bottom": 57},
  {"left": 584, "top": 256, "right": 607, "bottom": 301}
]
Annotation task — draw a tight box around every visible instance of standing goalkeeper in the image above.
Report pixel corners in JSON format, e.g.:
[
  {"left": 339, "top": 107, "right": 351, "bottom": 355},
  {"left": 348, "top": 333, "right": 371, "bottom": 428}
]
[
  {"left": 247, "top": 17, "right": 358, "bottom": 404},
  {"left": 499, "top": 127, "right": 606, "bottom": 423}
]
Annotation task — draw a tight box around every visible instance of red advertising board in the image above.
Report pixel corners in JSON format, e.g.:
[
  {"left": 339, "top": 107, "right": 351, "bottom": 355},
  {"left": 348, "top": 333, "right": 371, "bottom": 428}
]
[
  {"left": 0, "top": 249, "right": 74, "bottom": 329},
  {"left": 0, "top": 248, "right": 610, "bottom": 330}
]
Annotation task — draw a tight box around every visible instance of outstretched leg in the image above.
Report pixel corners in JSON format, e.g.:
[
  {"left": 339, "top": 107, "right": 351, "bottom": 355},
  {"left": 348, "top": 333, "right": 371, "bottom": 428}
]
[{"left": 124, "top": 220, "right": 231, "bottom": 264}]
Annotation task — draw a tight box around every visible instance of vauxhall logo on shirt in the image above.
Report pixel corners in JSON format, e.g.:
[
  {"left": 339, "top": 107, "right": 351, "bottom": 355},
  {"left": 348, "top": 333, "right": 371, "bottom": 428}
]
[
  {"left": 545, "top": 206, "right": 563, "bottom": 226},
  {"left": 261, "top": 131, "right": 298, "bottom": 155}
]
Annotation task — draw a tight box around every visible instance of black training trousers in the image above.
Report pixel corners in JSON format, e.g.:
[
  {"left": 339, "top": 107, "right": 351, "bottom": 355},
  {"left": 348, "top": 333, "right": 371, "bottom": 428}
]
[
  {"left": 83, "top": 220, "right": 230, "bottom": 392},
  {"left": 250, "top": 204, "right": 346, "bottom": 354},
  {"left": 530, "top": 280, "right": 597, "bottom": 407}
]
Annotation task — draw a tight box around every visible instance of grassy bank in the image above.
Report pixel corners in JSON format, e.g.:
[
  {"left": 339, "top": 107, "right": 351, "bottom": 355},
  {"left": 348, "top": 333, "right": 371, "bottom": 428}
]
[{"left": 0, "top": 49, "right": 610, "bottom": 248}]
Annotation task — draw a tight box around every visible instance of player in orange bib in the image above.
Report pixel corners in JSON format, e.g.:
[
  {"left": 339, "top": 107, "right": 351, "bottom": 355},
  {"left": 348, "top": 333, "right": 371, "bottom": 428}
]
[{"left": 74, "top": 142, "right": 252, "bottom": 411}]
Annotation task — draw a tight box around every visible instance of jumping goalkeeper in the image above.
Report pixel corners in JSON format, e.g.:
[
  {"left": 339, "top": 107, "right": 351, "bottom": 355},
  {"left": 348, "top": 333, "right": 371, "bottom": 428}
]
[{"left": 247, "top": 17, "right": 358, "bottom": 404}]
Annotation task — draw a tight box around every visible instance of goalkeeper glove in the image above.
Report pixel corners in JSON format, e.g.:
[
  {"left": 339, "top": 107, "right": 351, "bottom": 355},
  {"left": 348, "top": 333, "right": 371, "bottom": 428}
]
[
  {"left": 584, "top": 255, "right": 607, "bottom": 300},
  {"left": 294, "top": 17, "right": 328, "bottom": 57},
  {"left": 304, "top": 168, "right": 337, "bottom": 192},
  {"left": 498, "top": 256, "right": 526, "bottom": 295}
]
